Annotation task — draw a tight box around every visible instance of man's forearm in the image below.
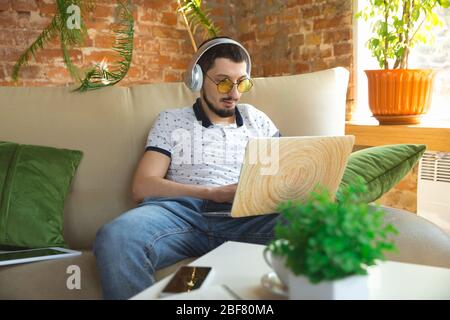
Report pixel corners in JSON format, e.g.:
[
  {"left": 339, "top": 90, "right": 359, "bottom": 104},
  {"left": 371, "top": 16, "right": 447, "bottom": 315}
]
[{"left": 133, "top": 176, "right": 211, "bottom": 203}]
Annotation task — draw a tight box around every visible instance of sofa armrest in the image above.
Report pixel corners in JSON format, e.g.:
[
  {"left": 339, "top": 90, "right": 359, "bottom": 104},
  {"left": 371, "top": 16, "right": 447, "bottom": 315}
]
[{"left": 377, "top": 205, "right": 450, "bottom": 269}]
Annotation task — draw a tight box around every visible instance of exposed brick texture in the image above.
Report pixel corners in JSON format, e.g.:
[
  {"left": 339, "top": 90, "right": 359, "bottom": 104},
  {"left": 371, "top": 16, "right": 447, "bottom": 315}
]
[
  {"left": 0, "top": 0, "right": 235, "bottom": 86},
  {"left": 234, "top": 0, "right": 355, "bottom": 120},
  {"left": 0, "top": 0, "right": 352, "bottom": 88}
]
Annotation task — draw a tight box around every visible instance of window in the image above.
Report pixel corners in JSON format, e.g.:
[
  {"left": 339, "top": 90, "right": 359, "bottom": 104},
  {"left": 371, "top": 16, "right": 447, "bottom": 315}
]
[{"left": 354, "top": 0, "right": 450, "bottom": 122}]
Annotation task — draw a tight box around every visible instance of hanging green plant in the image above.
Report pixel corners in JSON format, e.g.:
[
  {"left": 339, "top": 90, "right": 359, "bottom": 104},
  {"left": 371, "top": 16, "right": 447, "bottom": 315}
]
[
  {"left": 12, "top": 0, "right": 134, "bottom": 92},
  {"left": 12, "top": 0, "right": 94, "bottom": 82},
  {"left": 75, "top": 1, "right": 134, "bottom": 92},
  {"left": 177, "top": 0, "right": 221, "bottom": 51}
]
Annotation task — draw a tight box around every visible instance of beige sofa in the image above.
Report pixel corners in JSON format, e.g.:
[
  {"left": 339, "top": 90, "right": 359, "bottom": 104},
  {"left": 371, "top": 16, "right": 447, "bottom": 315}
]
[{"left": 1, "top": 67, "right": 449, "bottom": 299}]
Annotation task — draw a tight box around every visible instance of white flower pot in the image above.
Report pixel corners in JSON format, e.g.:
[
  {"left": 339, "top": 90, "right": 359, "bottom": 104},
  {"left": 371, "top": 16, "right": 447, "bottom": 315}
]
[{"left": 288, "top": 273, "right": 369, "bottom": 300}]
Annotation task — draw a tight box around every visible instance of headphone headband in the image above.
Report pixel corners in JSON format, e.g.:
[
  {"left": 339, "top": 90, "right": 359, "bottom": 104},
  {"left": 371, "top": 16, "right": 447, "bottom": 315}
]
[{"left": 184, "top": 38, "right": 252, "bottom": 92}]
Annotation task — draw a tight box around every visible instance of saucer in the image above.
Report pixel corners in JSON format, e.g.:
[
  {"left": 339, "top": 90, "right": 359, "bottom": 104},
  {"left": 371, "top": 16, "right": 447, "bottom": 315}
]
[{"left": 261, "top": 272, "right": 288, "bottom": 297}]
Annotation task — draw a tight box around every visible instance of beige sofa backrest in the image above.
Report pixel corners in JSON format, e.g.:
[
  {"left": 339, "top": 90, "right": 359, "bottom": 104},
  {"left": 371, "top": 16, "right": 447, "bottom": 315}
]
[{"left": 0, "top": 67, "right": 349, "bottom": 249}]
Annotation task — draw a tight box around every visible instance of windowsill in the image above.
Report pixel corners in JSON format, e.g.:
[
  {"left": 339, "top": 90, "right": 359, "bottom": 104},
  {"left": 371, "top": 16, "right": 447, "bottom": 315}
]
[
  {"left": 345, "top": 117, "right": 450, "bottom": 152},
  {"left": 347, "top": 116, "right": 450, "bottom": 128}
]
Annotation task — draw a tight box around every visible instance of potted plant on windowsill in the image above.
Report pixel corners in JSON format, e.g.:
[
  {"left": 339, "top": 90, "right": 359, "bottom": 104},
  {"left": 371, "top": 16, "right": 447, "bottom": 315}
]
[
  {"left": 266, "top": 181, "right": 398, "bottom": 300},
  {"left": 356, "top": 0, "right": 449, "bottom": 125}
]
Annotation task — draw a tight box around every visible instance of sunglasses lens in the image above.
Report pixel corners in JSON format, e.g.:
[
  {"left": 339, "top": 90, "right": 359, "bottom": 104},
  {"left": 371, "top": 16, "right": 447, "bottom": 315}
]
[
  {"left": 215, "top": 78, "right": 253, "bottom": 94},
  {"left": 237, "top": 79, "right": 253, "bottom": 93},
  {"left": 217, "top": 79, "right": 234, "bottom": 94}
]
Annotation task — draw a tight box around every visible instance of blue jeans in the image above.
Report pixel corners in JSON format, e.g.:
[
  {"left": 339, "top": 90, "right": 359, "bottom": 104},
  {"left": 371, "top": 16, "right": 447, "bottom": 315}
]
[{"left": 93, "top": 196, "right": 280, "bottom": 300}]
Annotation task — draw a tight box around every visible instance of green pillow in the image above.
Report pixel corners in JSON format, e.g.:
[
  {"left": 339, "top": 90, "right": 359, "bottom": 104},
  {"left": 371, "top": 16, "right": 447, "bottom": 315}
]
[
  {"left": 0, "top": 141, "right": 83, "bottom": 249},
  {"left": 338, "top": 144, "right": 426, "bottom": 203}
]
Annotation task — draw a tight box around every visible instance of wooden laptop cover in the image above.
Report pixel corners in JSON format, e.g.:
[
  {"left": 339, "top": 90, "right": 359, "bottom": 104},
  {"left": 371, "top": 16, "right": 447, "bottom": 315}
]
[{"left": 231, "top": 135, "right": 355, "bottom": 217}]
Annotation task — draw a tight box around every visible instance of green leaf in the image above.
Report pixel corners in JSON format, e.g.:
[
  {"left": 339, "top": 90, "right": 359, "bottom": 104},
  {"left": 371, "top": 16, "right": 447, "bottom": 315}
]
[
  {"left": 355, "top": 0, "right": 449, "bottom": 69},
  {"left": 269, "top": 180, "right": 398, "bottom": 283},
  {"left": 74, "top": 1, "right": 134, "bottom": 92},
  {"left": 412, "top": 7, "right": 421, "bottom": 21},
  {"left": 438, "top": 0, "right": 450, "bottom": 8},
  {"left": 179, "top": 0, "right": 220, "bottom": 43}
]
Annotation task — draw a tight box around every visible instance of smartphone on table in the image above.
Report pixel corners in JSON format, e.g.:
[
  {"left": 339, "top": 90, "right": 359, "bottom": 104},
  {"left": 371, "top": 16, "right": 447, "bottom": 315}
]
[{"left": 159, "top": 265, "right": 213, "bottom": 297}]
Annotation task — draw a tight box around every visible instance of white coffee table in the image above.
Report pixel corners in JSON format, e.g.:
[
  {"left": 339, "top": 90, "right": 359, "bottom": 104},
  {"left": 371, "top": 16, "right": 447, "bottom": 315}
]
[{"left": 131, "top": 241, "right": 450, "bottom": 300}]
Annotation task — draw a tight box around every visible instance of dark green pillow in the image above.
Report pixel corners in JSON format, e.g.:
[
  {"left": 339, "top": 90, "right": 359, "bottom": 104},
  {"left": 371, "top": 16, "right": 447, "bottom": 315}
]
[
  {"left": 0, "top": 141, "right": 83, "bottom": 249},
  {"left": 338, "top": 144, "right": 426, "bottom": 203}
]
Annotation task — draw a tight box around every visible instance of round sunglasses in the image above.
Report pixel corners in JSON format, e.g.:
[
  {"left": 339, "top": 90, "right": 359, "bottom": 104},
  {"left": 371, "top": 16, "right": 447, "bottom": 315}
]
[{"left": 205, "top": 73, "right": 253, "bottom": 94}]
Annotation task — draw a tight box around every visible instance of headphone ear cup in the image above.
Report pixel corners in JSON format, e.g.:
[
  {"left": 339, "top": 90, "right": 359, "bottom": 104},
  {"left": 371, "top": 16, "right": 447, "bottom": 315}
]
[{"left": 190, "top": 64, "right": 203, "bottom": 92}]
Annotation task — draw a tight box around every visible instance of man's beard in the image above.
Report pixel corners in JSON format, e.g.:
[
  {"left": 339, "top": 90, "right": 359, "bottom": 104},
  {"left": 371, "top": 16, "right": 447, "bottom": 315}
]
[{"left": 202, "top": 91, "right": 236, "bottom": 118}]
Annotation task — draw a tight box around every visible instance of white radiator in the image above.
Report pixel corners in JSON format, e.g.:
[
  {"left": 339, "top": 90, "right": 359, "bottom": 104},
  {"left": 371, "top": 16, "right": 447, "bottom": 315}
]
[{"left": 417, "top": 151, "right": 450, "bottom": 234}]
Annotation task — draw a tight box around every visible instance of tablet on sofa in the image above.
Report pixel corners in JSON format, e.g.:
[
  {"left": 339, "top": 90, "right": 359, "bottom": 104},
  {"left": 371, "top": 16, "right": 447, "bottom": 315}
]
[{"left": 0, "top": 247, "right": 81, "bottom": 266}]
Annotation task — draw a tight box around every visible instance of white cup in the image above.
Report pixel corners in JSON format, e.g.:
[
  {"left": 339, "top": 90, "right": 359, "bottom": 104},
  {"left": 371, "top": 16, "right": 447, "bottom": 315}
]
[{"left": 263, "top": 247, "right": 289, "bottom": 286}]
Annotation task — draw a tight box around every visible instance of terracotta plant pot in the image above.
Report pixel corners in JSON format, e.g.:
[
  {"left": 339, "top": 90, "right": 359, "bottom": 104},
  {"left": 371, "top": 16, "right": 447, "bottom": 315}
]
[{"left": 365, "top": 69, "right": 435, "bottom": 125}]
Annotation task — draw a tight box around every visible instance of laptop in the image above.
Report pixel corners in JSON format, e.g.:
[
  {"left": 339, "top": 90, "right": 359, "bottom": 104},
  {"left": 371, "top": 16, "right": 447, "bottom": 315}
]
[{"left": 202, "top": 135, "right": 355, "bottom": 218}]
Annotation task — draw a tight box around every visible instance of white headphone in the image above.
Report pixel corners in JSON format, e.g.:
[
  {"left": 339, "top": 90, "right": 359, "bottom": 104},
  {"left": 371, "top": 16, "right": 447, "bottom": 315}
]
[{"left": 184, "top": 38, "right": 252, "bottom": 92}]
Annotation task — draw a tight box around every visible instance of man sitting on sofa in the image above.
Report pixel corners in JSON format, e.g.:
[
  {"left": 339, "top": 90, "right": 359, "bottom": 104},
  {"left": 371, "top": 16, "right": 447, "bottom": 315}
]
[{"left": 93, "top": 37, "right": 281, "bottom": 299}]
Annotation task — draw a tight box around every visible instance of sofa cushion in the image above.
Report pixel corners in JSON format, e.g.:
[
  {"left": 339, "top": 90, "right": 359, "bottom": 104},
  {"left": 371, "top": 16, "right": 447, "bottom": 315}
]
[
  {"left": 0, "top": 141, "right": 82, "bottom": 249},
  {"left": 0, "top": 250, "right": 101, "bottom": 299},
  {"left": 240, "top": 67, "right": 349, "bottom": 137},
  {"left": 338, "top": 144, "right": 426, "bottom": 203}
]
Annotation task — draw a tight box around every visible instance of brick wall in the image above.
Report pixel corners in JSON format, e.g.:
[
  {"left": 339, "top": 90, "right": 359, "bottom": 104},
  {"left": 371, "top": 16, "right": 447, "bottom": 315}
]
[
  {"left": 234, "top": 0, "right": 354, "bottom": 119},
  {"left": 0, "top": 0, "right": 352, "bottom": 90},
  {"left": 0, "top": 0, "right": 235, "bottom": 86}
]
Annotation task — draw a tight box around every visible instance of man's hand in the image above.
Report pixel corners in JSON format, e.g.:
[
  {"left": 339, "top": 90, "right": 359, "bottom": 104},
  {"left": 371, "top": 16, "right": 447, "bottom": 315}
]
[{"left": 208, "top": 183, "right": 238, "bottom": 203}]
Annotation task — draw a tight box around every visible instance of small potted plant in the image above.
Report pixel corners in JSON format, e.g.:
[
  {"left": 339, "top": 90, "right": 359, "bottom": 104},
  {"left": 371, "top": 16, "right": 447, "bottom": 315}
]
[
  {"left": 356, "top": 0, "right": 449, "bottom": 124},
  {"left": 267, "top": 181, "right": 398, "bottom": 300}
]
